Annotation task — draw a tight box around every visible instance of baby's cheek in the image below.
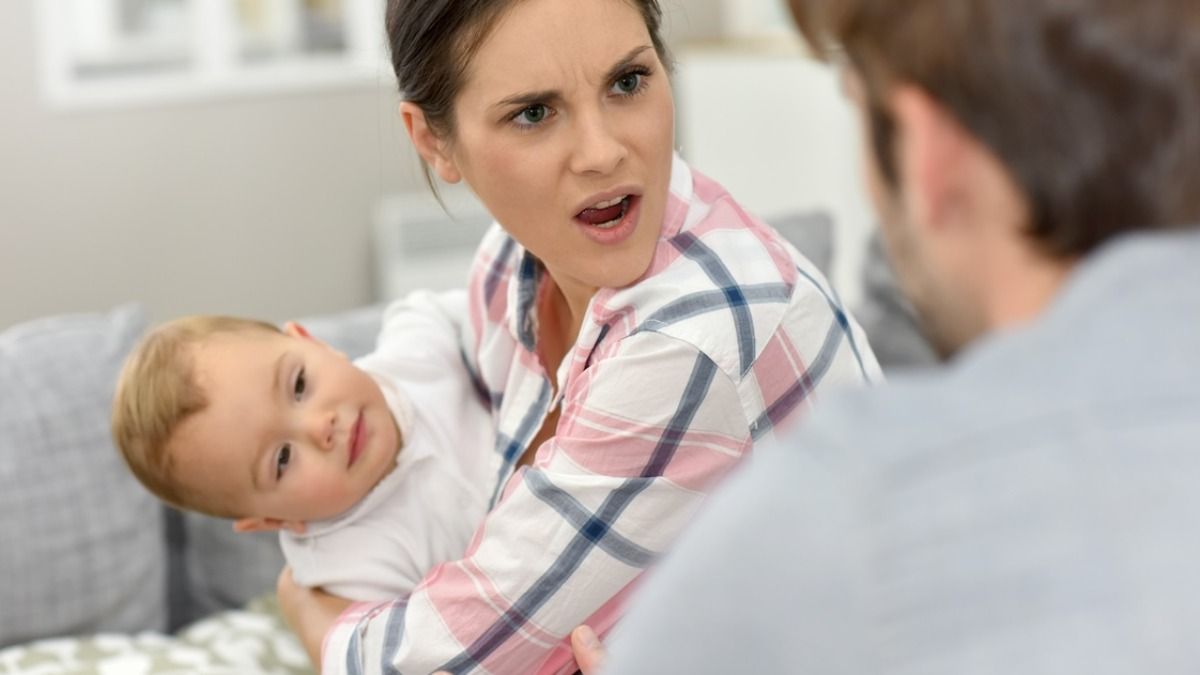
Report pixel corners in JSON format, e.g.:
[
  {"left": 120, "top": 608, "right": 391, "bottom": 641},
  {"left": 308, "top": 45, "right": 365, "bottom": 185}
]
[{"left": 304, "top": 479, "right": 358, "bottom": 515}]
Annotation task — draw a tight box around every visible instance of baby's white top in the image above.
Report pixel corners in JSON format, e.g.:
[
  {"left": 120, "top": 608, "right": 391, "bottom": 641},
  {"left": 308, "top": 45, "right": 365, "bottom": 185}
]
[{"left": 280, "top": 290, "right": 494, "bottom": 601}]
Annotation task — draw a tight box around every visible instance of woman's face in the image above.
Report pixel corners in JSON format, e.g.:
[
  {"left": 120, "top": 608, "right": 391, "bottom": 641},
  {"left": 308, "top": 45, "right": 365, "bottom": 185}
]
[{"left": 442, "top": 0, "right": 676, "bottom": 302}]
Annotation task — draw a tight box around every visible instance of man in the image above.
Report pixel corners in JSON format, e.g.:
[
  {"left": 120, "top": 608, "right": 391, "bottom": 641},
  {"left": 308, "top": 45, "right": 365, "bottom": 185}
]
[{"left": 576, "top": 0, "right": 1200, "bottom": 672}]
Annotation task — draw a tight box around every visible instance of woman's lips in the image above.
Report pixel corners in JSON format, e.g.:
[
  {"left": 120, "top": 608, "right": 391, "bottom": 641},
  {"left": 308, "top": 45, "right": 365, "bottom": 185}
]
[
  {"left": 575, "top": 195, "right": 641, "bottom": 245},
  {"left": 347, "top": 412, "right": 365, "bottom": 467}
]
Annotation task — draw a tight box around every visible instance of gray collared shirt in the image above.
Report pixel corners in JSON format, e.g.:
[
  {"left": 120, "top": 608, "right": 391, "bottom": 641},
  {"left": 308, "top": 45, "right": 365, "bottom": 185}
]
[{"left": 605, "top": 229, "right": 1200, "bottom": 674}]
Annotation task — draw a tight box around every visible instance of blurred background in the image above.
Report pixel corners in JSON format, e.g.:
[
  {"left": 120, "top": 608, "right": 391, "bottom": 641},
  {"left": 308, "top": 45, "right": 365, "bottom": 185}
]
[{"left": 0, "top": 0, "right": 872, "bottom": 331}]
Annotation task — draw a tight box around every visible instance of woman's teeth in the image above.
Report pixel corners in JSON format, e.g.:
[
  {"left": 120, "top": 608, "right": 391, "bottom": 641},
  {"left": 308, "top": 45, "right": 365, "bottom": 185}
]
[{"left": 591, "top": 196, "right": 626, "bottom": 210}]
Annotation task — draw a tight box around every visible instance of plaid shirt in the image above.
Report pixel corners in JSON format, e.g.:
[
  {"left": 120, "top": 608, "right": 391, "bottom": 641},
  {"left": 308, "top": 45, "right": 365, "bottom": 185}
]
[{"left": 321, "top": 155, "right": 882, "bottom": 674}]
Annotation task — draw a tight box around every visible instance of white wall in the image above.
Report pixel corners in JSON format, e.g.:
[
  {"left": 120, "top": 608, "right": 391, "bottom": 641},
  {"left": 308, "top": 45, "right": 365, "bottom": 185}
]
[
  {"left": 676, "top": 43, "right": 874, "bottom": 304},
  {"left": 0, "top": 0, "right": 422, "bottom": 330}
]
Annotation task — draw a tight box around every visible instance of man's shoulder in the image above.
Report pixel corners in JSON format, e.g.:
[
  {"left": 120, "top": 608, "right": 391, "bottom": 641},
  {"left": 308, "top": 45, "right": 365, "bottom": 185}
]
[{"left": 779, "top": 302, "right": 1200, "bottom": 486}]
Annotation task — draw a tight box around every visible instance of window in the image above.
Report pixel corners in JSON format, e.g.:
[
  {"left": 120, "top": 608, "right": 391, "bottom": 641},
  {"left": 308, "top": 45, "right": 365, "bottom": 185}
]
[{"left": 36, "top": 0, "right": 388, "bottom": 108}]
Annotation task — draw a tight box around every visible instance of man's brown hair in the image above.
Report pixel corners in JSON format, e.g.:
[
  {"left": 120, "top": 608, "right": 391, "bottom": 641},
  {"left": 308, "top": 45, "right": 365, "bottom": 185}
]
[
  {"left": 788, "top": 0, "right": 1200, "bottom": 257},
  {"left": 112, "top": 316, "right": 281, "bottom": 517}
]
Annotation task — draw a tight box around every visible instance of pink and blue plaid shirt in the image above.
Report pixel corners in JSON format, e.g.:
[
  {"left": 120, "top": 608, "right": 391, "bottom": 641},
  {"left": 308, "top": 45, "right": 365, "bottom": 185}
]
[{"left": 321, "top": 155, "right": 882, "bottom": 674}]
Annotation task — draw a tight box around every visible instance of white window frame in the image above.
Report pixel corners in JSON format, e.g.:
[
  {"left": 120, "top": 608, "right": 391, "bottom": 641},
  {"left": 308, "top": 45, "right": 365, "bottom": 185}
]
[{"left": 35, "top": 0, "right": 389, "bottom": 110}]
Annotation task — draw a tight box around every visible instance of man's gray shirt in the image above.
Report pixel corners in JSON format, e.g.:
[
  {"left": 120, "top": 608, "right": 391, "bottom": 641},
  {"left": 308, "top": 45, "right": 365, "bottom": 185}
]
[{"left": 605, "top": 230, "right": 1200, "bottom": 674}]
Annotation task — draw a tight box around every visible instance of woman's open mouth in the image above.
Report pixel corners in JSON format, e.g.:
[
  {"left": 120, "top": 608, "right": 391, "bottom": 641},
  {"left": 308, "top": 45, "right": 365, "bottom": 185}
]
[
  {"left": 576, "top": 195, "right": 632, "bottom": 229},
  {"left": 574, "top": 193, "right": 641, "bottom": 245}
]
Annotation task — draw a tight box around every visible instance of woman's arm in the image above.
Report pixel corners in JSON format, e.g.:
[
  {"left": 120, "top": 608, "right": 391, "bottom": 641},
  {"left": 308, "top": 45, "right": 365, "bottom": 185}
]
[
  {"left": 317, "top": 331, "right": 754, "bottom": 674},
  {"left": 436, "top": 630, "right": 602, "bottom": 675},
  {"left": 277, "top": 567, "right": 353, "bottom": 667}
]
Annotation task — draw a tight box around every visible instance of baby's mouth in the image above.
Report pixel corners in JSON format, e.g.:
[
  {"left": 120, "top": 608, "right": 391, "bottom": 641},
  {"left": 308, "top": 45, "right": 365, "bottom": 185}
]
[{"left": 347, "top": 411, "right": 365, "bottom": 467}]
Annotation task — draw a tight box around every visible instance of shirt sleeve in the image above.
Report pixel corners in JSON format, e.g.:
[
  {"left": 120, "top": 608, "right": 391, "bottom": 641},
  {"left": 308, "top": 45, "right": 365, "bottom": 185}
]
[
  {"left": 366, "top": 288, "right": 473, "bottom": 375},
  {"left": 321, "top": 329, "right": 754, "bottom": 675},
  {"left": 359, "top": 287, "right": 491, "bottom": 445}
]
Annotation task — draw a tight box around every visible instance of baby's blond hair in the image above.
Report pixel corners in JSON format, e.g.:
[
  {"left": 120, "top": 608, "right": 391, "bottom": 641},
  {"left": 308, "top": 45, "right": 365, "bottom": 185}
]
[{"left": 112, "top": 315, "right": 281, "bottom": 517}]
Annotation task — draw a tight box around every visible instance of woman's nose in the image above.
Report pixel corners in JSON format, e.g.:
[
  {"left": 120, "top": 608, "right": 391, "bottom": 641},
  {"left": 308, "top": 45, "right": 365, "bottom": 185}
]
[{"left": 570, "top": 111, "right": 626, "bottom": 176}]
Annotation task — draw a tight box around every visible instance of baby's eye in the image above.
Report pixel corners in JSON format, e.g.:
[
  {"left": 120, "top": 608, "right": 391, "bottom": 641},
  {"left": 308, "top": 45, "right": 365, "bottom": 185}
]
[
  {"left": 275, "top": 444, "right": 291, "bottom": 481},
  {"left": 293, "top": 367, "right": 306, "bottom": 401}
]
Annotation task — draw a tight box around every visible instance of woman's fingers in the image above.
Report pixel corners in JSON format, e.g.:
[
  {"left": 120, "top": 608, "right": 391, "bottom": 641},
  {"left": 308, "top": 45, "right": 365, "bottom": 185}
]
[{"left": 571, "top": 625, "right": 606, "bottom": 674}]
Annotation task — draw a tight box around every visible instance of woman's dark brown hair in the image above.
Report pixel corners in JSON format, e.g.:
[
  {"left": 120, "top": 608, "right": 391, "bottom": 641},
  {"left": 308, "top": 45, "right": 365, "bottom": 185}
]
[
  {"left": 788, "top": 0, "right": 1200, "bottom": 258},
  {"left": 386, "top": 0, "right": 671, "bottom": 189}
]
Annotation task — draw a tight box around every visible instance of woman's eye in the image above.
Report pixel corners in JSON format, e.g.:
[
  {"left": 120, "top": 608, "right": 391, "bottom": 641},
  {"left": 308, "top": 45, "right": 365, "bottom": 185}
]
[
  {"left": 293, "top": 367, "right": 306, "bottom": 401},
  {"left": 514, "top": 104, "right": 550, "bottom": 126},
  {"left": 275, "top": 444, "right": 291, "bottom": 481},
  {"left": 613, "top": 72, "right": 642, "bottom": 95}
]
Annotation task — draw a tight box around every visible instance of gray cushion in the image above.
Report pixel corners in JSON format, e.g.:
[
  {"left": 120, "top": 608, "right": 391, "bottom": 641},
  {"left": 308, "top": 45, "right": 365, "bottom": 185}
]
[
  {"left": 170, "top": 304, "right": 386, "bottom": 626},
  {"left": 173, "top": 511, "right": 285, "bottom": 626},
  {"left": 854, "top": 230, "right": 938, "bottom": 370},
  {"left": 0, "top": 304, "right": 166, "bottom": 648},
  {"left": 767, "top": 209, "right": 835, "bottom": 276}
]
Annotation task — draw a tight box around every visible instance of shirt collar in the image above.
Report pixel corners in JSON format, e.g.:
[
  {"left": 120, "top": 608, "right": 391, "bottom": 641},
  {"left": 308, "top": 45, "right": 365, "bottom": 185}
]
[{"left": 505, "top": 152, "right": 693, "bottom": 350}]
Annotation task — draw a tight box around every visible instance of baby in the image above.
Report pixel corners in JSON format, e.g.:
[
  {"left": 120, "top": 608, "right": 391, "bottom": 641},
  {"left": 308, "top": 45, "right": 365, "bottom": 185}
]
[{"left": 112, "top": 293, "right": 493, "bottom": 601}]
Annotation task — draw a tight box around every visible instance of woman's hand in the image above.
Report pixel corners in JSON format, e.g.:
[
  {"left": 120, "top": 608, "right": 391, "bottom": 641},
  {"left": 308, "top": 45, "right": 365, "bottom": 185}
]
[
  {"left": 276, "top": 566, "right": 354, "bottom": 668},
  {"left": 571, "top": 626, "right": 606, "bottom": 674}
]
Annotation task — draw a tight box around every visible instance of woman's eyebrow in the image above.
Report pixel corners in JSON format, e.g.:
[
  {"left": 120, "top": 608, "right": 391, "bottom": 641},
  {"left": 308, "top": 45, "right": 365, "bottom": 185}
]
[
  {"left": 495, "top": 88, "right": 563, "bottom": 110},
  {"left": 602, "top": 45, "right": 653, "bottom": 85},
  {"left": 492, "top": 44, "right": 654, "bottom": 110}
]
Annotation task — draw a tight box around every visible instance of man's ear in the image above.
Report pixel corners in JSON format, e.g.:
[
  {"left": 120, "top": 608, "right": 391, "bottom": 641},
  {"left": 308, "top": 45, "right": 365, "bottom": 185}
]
[
  {"left": 890, "top": 85, "right": 973, "bottom": 235},
  {"left": 233, "top": 516, "right": 307, "bottom": 535},
  {"left": 400, "top": 101, "right": 463, "bottom": 184}
]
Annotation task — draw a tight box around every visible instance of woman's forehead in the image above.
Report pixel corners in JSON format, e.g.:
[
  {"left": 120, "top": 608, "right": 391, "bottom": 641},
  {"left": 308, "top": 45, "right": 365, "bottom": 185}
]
[{"left": 460, "top": 0, "right": 653, "bottom": 99}]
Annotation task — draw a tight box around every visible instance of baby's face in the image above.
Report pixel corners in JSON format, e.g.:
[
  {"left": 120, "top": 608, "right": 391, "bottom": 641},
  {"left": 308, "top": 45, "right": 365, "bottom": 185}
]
[{"left": 168, "top": 325, "right": 399, "bottom": 532}]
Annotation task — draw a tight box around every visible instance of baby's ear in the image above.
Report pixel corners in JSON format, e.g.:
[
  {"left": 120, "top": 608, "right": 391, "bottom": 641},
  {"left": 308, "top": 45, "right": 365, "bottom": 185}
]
[
  {"left": 282, "top": 322, "right": 311, "bottom": 339},
  {"left": 283, "top": 322, "right": 345, "bottom": 359},
  {"left": 233, "top": 517, "right": 307, "bottom": 535}
]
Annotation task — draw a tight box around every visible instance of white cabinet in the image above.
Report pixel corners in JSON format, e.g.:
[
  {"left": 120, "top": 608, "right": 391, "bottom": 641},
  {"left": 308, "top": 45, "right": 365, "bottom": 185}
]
[
  {"left": 36, "top": 0, "right": 387, "bottom": 108},
  {"left": 371, "top": 185, "right": 491, "bottom": 302}
]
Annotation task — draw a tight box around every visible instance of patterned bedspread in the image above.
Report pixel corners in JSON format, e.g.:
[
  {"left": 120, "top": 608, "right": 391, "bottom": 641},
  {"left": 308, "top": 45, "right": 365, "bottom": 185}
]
[{"left": 0, "top": 595, "right": 314, "bottom": 675}]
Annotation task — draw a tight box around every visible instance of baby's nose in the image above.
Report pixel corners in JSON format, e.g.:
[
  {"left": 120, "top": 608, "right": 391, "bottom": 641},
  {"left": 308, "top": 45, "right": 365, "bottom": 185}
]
[{"left": 307, "top": 411, "right": 336, "bottom": 450}]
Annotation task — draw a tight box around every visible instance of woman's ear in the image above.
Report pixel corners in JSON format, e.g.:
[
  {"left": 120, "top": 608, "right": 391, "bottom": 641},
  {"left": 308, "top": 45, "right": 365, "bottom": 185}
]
[{"left": 400, "top": 102, "right": 463, "bottom": 184}]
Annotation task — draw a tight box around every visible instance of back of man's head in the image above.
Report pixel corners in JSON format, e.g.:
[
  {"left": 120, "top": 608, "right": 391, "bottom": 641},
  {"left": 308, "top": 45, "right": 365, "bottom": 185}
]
[{"left": 789, "top": 0, "right": 1200, "bottom": 258}]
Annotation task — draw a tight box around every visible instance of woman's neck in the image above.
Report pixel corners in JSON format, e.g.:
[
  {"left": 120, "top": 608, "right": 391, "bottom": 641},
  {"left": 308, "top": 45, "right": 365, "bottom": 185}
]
[
  {"left": 554, "top": 275, "right": 597, "bottom": 332},
  {"left": 543, "top": 268, "right": 596, "bottom": 340},
  {"left": 536, "top": 273, "right": 591, "bottom": 382}
]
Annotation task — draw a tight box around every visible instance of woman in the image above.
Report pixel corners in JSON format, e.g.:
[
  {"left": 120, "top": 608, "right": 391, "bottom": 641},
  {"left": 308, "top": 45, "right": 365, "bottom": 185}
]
[{"left": 278, "top": 0, "right": 881, "bottom": 672}]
